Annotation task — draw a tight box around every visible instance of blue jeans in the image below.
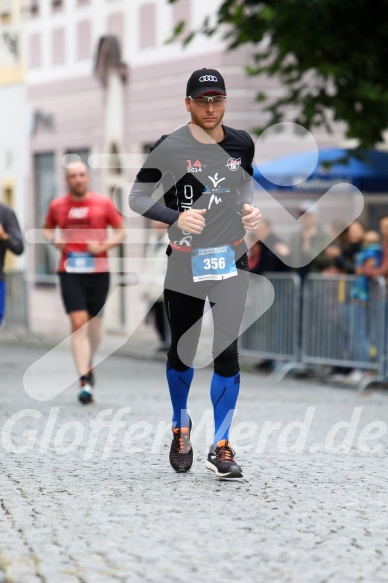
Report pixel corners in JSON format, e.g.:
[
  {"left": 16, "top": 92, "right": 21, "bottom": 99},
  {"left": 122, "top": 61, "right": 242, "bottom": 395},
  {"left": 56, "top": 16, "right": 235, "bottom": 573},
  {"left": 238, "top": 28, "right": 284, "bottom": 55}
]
[{"left": 350, "top": 302, "right": 369, "bottom": 364}]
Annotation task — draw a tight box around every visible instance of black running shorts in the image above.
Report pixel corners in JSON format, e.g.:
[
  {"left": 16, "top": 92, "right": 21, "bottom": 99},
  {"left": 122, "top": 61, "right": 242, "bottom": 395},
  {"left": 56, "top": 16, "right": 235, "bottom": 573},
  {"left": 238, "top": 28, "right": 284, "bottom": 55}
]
[
  {"left": 58, "top": 272, "right": 110, "bottom": 316},
  {"left": 163, "top": 243, "right": 249, "bottom": 376}
]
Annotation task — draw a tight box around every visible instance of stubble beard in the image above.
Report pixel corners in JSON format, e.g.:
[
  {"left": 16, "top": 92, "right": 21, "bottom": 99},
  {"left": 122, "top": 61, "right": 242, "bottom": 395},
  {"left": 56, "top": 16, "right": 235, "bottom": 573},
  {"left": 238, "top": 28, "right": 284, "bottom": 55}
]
[
  {"left": 71, "top": 186, "right": 88, "bottom": 198},
  {"left": 191, "top": 109, "right": 224, "bottom": 131}
]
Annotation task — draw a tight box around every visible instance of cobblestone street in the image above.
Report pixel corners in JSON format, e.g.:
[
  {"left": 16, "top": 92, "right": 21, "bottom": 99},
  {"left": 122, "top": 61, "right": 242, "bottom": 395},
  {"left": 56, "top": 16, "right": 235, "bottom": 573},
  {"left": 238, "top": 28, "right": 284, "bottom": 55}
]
[{"left": 1, "top": 341, "right": 388, "bottom": 582}]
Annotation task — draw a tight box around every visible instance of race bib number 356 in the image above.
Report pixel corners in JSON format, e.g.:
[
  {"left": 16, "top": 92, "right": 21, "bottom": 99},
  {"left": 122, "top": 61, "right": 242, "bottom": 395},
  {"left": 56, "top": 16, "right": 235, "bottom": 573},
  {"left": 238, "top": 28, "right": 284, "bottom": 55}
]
[{"left": 191, "top": 245, "right": 237, "bottom": 282}]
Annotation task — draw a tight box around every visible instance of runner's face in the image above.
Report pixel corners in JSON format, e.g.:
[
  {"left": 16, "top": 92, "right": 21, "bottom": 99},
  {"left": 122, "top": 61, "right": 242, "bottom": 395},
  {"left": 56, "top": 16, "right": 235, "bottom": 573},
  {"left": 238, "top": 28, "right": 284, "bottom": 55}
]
[
  {"left": 66, "top": 164, "right": 89, "bottom": 197},
  {"left": 185, "top": 93, "right": 225, "bottom": 131}
]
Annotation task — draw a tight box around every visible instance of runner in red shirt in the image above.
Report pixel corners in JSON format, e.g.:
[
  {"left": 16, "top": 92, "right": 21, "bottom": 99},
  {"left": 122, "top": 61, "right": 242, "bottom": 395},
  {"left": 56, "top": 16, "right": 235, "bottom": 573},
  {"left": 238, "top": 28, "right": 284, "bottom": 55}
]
[{"left": 43, "top": 162, "right": 125, "bottom": 404}]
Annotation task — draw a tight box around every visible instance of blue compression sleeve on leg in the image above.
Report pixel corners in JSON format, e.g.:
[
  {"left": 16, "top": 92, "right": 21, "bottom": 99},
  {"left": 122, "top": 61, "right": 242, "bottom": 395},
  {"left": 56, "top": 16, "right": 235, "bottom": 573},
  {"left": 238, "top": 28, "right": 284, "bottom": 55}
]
[
  {"left": 166, "top": 361, "right": 194, "bottom": 428},
  {"left": 211, "top": 372, "right": 240, "bottom": 446}
]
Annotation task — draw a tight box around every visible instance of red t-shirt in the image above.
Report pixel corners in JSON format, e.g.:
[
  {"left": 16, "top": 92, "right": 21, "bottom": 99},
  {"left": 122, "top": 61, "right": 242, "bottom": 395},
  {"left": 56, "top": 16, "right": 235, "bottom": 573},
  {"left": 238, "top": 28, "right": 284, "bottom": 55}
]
[{"left": 44, "top": 192, "right": 123, "bottom": 272}]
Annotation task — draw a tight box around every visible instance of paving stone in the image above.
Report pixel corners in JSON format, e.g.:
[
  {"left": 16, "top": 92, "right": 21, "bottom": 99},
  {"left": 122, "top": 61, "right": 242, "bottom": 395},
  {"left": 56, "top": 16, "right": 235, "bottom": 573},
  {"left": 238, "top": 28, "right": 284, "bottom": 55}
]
[{"left": 0, "top": 345, "right": 387, "bottom": 582}]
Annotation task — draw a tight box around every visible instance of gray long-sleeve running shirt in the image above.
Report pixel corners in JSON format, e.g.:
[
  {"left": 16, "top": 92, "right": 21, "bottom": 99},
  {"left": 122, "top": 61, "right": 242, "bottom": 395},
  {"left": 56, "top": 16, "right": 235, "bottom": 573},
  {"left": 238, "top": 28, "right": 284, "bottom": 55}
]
[{"left": 129, "top": 124, "right": 254, "bottom": 249}]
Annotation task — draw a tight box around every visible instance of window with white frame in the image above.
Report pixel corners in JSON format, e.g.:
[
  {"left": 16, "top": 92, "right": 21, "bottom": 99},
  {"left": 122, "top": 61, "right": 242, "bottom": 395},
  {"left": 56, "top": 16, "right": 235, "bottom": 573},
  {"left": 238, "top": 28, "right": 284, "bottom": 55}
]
[{"left": 139, "top": 4, "right": 156, "bottom": 49}]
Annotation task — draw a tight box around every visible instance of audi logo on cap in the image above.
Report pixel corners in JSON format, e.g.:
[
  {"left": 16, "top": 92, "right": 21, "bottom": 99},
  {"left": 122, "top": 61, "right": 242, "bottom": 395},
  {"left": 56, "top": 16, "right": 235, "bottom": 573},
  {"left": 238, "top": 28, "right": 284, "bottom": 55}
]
[{"left": 199, "top": 75, "right": 218, "bottom": 82}]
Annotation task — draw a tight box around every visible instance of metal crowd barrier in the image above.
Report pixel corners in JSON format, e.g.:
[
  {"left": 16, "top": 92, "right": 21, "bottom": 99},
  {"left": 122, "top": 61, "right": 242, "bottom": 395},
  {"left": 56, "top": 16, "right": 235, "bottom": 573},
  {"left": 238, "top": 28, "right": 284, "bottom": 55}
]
[
  {"left": 240, "top": 272, "right": 301, "bottom": 364},
  {"left": 239, "top": 272, "right": 387, "bottom": 390},
  {"left": 3, "top": 270, "right": 29, "bottom": 329},
  {"left": 301, "top": 274, "right": 386, "bottom": 374}
]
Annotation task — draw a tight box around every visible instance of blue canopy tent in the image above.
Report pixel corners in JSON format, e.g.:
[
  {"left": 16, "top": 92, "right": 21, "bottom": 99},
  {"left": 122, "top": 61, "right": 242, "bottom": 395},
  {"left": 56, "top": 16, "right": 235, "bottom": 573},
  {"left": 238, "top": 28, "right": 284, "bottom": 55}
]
[{"left": 253, "top": 148, "right": 388, "bottom": 193}]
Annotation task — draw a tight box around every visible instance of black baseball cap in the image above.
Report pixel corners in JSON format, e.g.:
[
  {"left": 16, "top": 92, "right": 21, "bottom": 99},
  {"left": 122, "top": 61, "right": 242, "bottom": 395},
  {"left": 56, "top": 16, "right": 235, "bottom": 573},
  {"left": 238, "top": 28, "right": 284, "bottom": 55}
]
[{"left": 186, "top": 68, "right": 226, "bottom": 98}]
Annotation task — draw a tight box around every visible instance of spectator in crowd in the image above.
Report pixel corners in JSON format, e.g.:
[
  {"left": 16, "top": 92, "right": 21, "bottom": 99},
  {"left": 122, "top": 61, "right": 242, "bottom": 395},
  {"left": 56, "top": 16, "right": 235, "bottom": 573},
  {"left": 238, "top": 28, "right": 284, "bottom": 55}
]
[
  {"left": 353, "top": 230, "right": 382, "bottom": 301},
  {"left": 0, "top": 203, "right": 24, "bottom": 326},
  {"left": 247, "top": 218, "right": 290, "bottom": 275},
  {"left": 322, "top": 220, "right": 349, "bottom": 274},
  {"left": 288, "top": 200, "right": 330, "bottom": 279},
  {"left": 326, "top": 220, "right": 367, "bottom": 381},
  {"left": 287, "top": 201, "right": 330, "bottom": 378},
  {"left": 334, "top": 219, "right": 367, "bottom": 274},
  {"left": 346, "top": 230, "right": 383, "bottom": 383},
  {"left": 247, "top": 219, "right": 290, "bottom": 371},
  {"left": 345, "top": 215, "right": 388, "bottom": 383},
  {"left": 361, "top": 214, "right": 388, "bottom": 281},
  {"left": 143, "top": 221, "right": 170, "bottom": 351}
]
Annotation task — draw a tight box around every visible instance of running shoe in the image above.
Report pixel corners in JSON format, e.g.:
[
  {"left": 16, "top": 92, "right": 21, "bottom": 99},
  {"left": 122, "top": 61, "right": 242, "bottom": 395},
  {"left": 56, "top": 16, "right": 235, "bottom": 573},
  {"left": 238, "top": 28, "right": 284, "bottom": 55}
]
[
  {"left": 206, "top": 440, "right": 243, "bottom": 479},
  {"left": 78, "top": 376, "right": 94, "bottom": 404},
  {"left": 169, "top": 418, "right": 193, "bottom": 473}
]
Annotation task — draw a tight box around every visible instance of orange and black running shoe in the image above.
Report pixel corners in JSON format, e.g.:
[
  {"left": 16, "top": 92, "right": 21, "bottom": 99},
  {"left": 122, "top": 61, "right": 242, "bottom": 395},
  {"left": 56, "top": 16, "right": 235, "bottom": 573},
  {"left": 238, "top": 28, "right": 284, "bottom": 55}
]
[
  {"left": 169, "top": 418, "right": 193, "bottom": 473},
  {"left": 206, "top": 439, "right": 243, "bottom": 479}
]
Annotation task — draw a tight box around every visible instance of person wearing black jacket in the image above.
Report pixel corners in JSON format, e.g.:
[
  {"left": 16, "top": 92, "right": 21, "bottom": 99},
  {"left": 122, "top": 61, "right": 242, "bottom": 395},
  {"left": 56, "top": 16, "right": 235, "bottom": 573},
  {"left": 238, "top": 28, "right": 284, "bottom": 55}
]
[
  {"left": 248, "top": 218, "right": 290, "bottom": 275},
  {"left": 334, "top": 220, "right": 366, "bottom": 274},
  {"left": 0, "top": 203, "right": 24, "bottom": 324},
  {"left": 129, "top": 68, "right": 261, "bottom": 479}
]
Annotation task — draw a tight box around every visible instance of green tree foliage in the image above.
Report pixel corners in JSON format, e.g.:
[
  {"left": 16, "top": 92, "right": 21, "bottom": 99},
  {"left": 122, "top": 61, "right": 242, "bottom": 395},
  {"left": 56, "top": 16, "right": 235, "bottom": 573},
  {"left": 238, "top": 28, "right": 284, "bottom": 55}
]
[{"left": 168, "top": 0, "right": 388, "bottom": 148}]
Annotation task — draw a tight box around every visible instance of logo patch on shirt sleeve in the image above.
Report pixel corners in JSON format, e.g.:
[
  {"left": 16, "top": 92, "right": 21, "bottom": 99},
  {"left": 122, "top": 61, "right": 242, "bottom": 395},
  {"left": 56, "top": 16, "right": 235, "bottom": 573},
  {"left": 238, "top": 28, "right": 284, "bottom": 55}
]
[{"left": 226, "top": 158, "right": 241, "bottom": 171}]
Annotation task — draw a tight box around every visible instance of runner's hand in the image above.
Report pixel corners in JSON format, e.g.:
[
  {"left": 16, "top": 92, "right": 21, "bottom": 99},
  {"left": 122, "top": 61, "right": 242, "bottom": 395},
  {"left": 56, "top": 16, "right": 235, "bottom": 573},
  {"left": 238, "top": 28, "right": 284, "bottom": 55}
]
[
  {"left": 0, "top": 224, "right": 9, "bottom": 241},
  {"left": 86, "top": 241, "right": 109, "bottom": 255},
  {"left": 52, "top": 236, "right": 66, "bottom": 251},
  {"left": 241, "top": 204, "right": 261, "bottom": 231},
  {"left": 177, "top": 209, "right": 206, "bottom": 234}
]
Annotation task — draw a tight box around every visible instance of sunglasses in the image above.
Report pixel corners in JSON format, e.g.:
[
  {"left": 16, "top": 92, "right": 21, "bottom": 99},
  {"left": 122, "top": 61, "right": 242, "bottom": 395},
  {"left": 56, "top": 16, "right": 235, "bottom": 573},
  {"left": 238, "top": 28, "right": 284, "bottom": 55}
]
[{"left": 188, "top": 96, "right": 226, "bottom": 107}]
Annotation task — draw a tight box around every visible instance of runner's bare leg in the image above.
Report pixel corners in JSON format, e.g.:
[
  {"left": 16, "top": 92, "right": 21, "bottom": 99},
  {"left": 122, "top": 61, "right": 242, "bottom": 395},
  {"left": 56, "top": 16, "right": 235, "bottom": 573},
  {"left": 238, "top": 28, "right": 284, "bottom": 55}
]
[
  {"left": 87, "top": 314, "right": 103, "bottom": 366},
  {"left": 69, "top": 310, "right": 92, "bottom": 377}
]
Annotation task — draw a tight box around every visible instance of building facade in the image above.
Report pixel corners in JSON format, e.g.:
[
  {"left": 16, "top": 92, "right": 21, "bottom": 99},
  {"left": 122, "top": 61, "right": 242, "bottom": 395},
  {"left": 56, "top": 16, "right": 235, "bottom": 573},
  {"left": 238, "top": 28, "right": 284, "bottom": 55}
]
[
  {"left": 26, "top": 0, "right": 244, "bottom": 335},
  {"left": 25, "top": 0, "right": 345, "bottom": 336},
  {"left": 0, "top": 0, "right": 29, "bottom": 327},
  {"left": 0, "top": 0, "right": 28, "bottom": 271}
]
